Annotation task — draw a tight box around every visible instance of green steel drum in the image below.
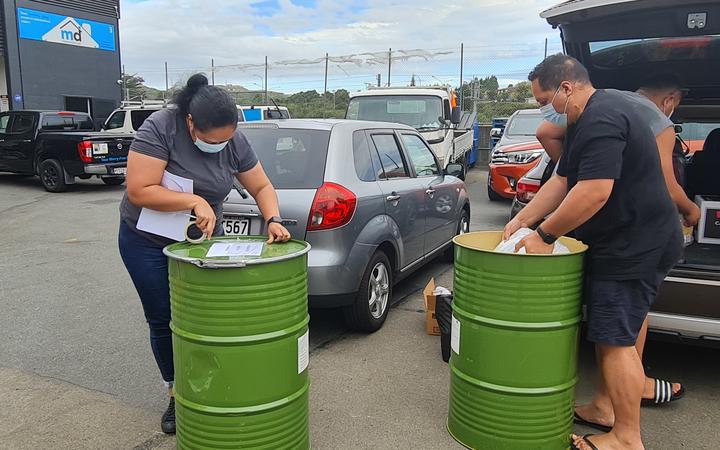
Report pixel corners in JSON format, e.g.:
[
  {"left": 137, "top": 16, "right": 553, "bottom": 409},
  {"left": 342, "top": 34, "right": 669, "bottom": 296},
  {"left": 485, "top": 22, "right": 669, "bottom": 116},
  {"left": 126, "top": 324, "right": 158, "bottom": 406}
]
[
  {"left": 164, "top": 236, "right": 311, "bottom": 450},
  {"left": 448, "top": 231, "right": 588, "bottom": 450}
]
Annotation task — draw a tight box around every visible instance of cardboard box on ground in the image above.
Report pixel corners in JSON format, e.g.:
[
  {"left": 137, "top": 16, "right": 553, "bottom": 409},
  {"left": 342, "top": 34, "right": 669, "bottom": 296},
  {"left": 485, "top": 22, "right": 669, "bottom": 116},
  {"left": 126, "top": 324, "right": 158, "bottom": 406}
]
[{"left": 423, "top": 278, "right": 441, "bottom": 336}]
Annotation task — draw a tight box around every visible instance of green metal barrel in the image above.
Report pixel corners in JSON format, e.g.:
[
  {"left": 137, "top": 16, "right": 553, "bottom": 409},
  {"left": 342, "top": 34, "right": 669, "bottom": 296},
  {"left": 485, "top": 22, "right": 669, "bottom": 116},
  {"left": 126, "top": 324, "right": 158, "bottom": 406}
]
[
  {"left": 164, "top": 236, "right": 311, "bottom": 450},
  {"left": 448, "top": 231, "right": 587, "bottom": 450}
]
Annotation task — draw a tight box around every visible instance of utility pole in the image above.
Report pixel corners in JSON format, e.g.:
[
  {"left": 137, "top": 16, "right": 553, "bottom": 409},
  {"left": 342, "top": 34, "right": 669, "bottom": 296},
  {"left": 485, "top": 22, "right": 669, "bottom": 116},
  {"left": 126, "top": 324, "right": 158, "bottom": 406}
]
[
  {"left": 264, "top": 56, "right": 268, "bottom": 105},
  {"left": 324, "top": 53, "right": 329, "bottom": 94},
  {"left": 377, "top": 74, "right": 381, "bottom": 87},
  {"left": 121, "top": 64, "right": 126, "bottom": 102},
  {"left": 211, "top": 59, "right": 215, "bottom": 85},
  {"left": 387, "top": 48, "right": 392, "bottom": 87},
  {"left": 544, "top": 38, "right": 548, "bottom": 59},
  {"left": 410, "top": 74, "right": 416, "bottom": 87},
  {"left": 459, "top": 43, "right": 464, "bottom": 111},
  {"left": 164, "top": 62, "right": 169, "bottom": 100}
]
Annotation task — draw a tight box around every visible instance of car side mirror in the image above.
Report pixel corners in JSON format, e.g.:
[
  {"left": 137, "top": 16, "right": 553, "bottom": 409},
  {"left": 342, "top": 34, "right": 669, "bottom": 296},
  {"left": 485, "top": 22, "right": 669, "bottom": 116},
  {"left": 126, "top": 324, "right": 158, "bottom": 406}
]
[
  {"left": 446, "top": 163, "right": 464, "bottom": 180},
  {"left": 490, "top": 127, "right": 503, "bottom": 138},
  {"left": 674, "top": 124, "right": 683, "bottom": 134},
  {"left": 450, "top": 107, "right": 462, "bottom": 125}
]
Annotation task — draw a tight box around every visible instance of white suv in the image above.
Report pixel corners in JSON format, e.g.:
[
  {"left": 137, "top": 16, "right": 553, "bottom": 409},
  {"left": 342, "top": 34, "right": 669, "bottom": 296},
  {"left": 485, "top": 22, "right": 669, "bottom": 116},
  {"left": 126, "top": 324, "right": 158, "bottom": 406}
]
[{"left": 102, "top": 101, "right": 170, "bottom": 134}]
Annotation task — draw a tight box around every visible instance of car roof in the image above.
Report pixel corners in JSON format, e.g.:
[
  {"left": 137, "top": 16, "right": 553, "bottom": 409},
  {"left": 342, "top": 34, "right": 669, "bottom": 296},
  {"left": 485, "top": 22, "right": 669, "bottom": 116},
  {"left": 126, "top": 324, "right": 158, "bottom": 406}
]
[{"left": 237, "top": 118, "right": 417, "bottom": 132}]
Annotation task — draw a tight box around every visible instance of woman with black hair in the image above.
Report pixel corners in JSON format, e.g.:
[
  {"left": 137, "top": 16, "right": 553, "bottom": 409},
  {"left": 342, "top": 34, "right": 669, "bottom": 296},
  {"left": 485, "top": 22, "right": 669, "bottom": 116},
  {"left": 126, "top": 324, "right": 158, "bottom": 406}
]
[{"left": 118, "top": 73, "right": 290, "bottom": 434}]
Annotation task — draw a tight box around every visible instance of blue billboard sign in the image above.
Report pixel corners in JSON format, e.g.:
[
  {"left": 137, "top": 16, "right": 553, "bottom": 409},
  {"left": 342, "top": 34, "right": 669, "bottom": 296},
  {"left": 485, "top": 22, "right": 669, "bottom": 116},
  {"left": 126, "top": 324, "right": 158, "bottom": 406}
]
[{"left": 17, "top": 7, "right": 116, "bottom": 52}]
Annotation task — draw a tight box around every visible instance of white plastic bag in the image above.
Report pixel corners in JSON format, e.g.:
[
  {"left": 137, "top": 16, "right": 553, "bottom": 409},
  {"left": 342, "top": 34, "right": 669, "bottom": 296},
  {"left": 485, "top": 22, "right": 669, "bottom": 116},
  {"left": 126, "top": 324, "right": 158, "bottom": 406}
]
[{"left": 494, "top": 227, "right": 570, "bottom": 254}]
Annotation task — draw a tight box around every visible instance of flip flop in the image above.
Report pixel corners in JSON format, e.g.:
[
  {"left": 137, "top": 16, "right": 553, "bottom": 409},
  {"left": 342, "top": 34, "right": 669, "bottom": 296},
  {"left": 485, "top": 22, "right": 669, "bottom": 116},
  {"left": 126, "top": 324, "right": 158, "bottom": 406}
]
[
  {"left": 571, "top": 434, "right": 599, "bottom": 450},
  {"left": 573, "top": 411, "right": 612, "bottom": 433},
  {"left": 641, "top": 378, "right": 685, "bottom": 406}
]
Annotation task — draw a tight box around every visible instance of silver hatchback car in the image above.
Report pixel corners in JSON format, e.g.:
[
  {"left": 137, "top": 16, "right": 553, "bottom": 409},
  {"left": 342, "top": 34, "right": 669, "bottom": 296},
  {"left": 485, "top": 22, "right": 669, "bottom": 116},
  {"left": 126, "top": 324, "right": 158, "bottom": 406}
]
[{"left": 223, "top": 119, "right": 470, "bottom": 332}]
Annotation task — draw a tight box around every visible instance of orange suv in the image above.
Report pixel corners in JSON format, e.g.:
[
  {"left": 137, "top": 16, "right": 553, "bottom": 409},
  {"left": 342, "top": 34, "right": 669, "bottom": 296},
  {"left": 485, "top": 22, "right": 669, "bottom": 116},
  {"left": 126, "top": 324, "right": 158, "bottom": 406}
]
[{"left": 487, "top": 109, "right": 545, "bottom": 201}]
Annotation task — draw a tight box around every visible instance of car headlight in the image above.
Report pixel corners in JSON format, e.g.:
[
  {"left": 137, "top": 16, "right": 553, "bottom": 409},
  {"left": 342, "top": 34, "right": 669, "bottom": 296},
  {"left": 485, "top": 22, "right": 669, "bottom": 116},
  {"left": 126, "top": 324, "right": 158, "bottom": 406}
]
[{"left": 506, "top": 150, "right": 544, "bottom": 164}]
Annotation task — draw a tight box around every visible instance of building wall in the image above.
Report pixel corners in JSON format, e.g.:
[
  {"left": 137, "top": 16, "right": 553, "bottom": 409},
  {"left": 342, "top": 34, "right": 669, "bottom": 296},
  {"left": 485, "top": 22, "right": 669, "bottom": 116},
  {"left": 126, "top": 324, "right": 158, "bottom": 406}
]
[{"left": 3, "top": 0, "right": 121, "bottom": 121}]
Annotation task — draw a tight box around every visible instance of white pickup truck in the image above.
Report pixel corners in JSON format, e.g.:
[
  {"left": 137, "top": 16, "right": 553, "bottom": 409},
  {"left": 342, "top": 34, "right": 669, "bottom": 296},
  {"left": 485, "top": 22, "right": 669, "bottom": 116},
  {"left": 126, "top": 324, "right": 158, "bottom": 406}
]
[{"left": 346, "top": 86, "right": 474, "bottom": 170}]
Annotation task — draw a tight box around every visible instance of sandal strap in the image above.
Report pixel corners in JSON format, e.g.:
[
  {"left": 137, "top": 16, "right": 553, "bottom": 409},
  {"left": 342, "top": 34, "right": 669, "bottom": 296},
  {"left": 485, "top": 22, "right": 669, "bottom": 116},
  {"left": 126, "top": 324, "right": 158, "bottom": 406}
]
[{"left": 655, "top": 379, "right": 673, "bottom": 404}]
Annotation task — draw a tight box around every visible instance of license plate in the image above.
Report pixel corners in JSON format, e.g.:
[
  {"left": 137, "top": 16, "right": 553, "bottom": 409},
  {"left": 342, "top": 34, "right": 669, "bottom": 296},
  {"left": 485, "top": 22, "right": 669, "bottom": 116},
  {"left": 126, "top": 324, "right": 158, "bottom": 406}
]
[
  {"left": 113, "top": 167, "right": 127, "bottom": 175},
  {"left": 222, "top": 217, "right": 250, "bottom": 236}
]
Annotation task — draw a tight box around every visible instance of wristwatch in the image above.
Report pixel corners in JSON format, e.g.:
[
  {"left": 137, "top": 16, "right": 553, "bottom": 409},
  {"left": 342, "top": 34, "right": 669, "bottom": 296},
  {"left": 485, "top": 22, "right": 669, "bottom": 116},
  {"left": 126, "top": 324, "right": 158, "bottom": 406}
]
[
  {"left": 266, "top": 216, "right": 283, "bottom": 226},
  {"left": 536, "top": 226, "right": 558, "bottom": 245}
]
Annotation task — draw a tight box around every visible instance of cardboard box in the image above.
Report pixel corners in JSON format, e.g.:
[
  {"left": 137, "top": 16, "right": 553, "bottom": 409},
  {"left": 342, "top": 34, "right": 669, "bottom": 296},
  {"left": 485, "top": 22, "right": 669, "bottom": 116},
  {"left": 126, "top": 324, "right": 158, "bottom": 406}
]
[
  {"left": 696, "top": 195, "right": 720, "bottom": 245},
  {"left": 423, "top": 278, "right": 441, "bottom": 336}
]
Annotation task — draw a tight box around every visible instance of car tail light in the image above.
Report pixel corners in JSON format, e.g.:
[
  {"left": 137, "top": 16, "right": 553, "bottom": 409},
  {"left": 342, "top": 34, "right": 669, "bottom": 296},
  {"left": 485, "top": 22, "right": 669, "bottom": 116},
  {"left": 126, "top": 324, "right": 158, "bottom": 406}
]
[
  {"left": 77, "top": 141, "right": 93, "bottom": 163},
  {"left": 516, "top": 179, "right": 540, "bottom": 203},
  {"left": 307, "top": 182, "right": 357, "bottom": 231}
]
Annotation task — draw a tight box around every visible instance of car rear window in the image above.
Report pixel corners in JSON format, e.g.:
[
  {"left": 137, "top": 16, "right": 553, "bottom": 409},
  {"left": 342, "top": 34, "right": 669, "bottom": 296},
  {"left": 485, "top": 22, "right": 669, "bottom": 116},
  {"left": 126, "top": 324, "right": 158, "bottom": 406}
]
[
  {"left": 239, "top": 128, "right": 330, "bottom": 189},
  {"left": 678, "top": 123, "right": 720, "bottom": 142},
  {"left": 131, "top": 109, "right": 156, "bottom": 131},
  {"left": 589, "top": 35, "right": 720, "bottom": 68},
  {"left": 41, "top": 114, "right": 94, "bottom": 131}
]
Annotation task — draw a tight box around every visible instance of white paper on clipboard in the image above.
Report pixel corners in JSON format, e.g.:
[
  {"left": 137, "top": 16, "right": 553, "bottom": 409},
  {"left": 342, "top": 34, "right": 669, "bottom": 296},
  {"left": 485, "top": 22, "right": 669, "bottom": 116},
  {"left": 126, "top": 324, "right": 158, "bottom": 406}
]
[{"left": 136, "top": 171, "right": 194, "bottom": 241}]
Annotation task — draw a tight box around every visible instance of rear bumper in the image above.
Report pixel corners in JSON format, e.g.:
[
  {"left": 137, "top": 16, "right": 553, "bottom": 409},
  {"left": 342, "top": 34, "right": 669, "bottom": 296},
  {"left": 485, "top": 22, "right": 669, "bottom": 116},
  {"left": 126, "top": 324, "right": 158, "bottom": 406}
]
[
  {"left": 488, "top": 160, "right": 540, "bottom": 198},
  {"left": 648, "top": 312, "right": 720, "bottom": 345},
  {"left": 84, "top": 163, "right": 126, "bottom": 176},
  {"left": 510, "top": 198, "right": 527, "bottom": 220}
]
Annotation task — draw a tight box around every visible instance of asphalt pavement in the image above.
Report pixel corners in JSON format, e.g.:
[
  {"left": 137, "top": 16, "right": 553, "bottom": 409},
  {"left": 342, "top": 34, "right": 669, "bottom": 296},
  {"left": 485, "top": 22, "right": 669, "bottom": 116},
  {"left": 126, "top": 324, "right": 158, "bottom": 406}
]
[{"left": 0, "top": 169, "right": 717, "bottom": 449}]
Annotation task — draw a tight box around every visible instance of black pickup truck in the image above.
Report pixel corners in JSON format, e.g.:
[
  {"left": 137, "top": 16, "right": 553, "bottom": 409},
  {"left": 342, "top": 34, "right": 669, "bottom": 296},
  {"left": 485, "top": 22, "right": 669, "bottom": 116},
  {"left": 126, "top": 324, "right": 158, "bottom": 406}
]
[{"left": 0, "top": 110, "right": 134, "bottom": 192}]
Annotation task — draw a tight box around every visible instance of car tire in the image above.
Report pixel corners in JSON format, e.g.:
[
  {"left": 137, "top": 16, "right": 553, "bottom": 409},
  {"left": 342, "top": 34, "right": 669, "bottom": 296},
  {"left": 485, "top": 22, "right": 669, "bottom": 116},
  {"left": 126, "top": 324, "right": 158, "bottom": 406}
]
[
  {"left": 344, "top": 251, "right": 393, "bottom": 333},
  {"left": 445, "top": 208, "right": 470, "bottom": 261},
  {"left": 487, "top": 185, "right": 503, "bottom": 202},
  {"left": 102, "top": 176, "right": 126, "bottom": 186},
  {"left": 39, "top": 159, "right": 68, "bottom": 193}
]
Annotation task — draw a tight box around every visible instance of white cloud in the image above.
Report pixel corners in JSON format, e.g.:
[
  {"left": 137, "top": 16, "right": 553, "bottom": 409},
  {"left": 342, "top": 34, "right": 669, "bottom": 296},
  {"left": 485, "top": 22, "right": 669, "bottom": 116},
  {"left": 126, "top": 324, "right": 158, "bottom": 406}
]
[{"left": 119, "top": 0, "right": 563, "bottom": 92}]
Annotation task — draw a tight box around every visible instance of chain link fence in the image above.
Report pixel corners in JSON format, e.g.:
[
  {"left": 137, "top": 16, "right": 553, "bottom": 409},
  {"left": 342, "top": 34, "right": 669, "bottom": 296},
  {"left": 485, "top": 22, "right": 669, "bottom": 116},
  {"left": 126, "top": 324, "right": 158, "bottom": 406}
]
[{"left": 125, "top": 40, "right": 563, "bottom": 126}]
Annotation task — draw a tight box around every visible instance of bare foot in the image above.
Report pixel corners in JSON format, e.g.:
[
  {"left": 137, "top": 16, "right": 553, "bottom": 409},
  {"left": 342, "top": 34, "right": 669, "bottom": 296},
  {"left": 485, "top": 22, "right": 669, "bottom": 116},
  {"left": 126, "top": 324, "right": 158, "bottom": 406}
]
[
  {"left": 575, "top": 403, "right": 614, "bottom": 429},
  {"left": 572, "top": 432, "right": 644, "bottom": 450},
  {"left": 643, "top": 377, "right": 682, "bottom": 400}
]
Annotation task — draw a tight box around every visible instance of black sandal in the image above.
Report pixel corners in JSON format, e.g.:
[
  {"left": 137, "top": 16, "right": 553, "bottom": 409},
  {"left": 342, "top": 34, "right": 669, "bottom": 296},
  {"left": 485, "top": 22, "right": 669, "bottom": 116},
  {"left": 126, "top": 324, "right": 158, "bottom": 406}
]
[
  {"left": 571, "top": 434, "right": 599, "bottom": 450},
  {"left": 641, "top": 378, "right": 685, "bottom": 406},
  {"left": 573, "top": 411, "right": 612, "bottom": 433}
]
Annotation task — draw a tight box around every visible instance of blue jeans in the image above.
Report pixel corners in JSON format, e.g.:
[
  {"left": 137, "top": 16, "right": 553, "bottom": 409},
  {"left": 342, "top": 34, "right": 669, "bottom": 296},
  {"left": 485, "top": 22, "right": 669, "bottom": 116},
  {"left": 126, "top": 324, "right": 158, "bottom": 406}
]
[{"left": 118, "top": 220, "right": 174, "bottom": 385}]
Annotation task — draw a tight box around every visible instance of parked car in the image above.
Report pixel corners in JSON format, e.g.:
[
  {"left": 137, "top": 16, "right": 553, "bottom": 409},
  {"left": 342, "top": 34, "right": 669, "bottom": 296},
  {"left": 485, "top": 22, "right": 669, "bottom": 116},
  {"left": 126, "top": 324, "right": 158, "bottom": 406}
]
[
  {"left": 238, "top": 105, "right": 290, "bottom": 121},
  {"left": 223, "top": 119, "right": 470, "bottom": 332},
  {"left": 0, "top": 110, "right": 133, "bottom": 192},
  {"left": 538, "top": 0, "right": 720, "bottom": 344},
  {"left": 102, "top": 101, "right": 169, "bottom": 134},
  {"left": 487, "top": 108, "right": 545, "bottom": 201}
]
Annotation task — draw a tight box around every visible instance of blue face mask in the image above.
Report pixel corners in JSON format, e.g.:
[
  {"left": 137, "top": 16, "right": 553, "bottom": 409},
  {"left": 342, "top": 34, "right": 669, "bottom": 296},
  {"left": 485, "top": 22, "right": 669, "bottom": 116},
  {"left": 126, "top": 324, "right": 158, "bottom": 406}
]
[
  {"left": 194, "top": 137, "right": 228, "bottom": 154},
  {"left": 540, "top": 85, "right": 570, "bottom": 128}
]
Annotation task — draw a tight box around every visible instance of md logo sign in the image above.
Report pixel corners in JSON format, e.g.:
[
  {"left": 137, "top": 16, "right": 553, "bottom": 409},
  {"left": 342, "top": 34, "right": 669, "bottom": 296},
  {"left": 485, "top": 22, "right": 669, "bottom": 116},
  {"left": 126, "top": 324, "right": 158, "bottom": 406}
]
[{"left": 17, "top": 8, "right": 116, "bottom": 52}]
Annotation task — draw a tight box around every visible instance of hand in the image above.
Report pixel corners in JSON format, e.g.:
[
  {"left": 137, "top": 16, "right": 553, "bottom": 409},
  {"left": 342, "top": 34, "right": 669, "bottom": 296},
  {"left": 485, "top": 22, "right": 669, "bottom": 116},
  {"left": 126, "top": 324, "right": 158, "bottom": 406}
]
[
  {"left": 191, "top": 196, "right": 216, "bottom": 240},
  {"left": 267, "top": 222, "right": 291, "bottom": 244},
  {"left": 515, "top": 231, "right": 554, "bottom": 254},
  {"left": 503, "top": 217, "right": 528, "bottom": 241},
  {"left": 682, "top": 203, "right": 701, "bottom": 227}
]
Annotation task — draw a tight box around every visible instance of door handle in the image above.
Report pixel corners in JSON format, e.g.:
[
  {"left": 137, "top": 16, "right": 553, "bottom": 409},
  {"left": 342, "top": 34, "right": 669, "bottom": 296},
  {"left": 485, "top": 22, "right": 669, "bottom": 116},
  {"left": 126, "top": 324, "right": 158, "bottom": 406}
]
[{"left": 386, "top": 194, "right": 401, "bottom": 202}]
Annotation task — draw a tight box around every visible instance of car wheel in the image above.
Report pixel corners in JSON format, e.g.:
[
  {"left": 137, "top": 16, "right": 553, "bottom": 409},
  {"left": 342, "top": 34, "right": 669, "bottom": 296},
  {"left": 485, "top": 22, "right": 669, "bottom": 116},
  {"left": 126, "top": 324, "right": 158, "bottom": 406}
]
[
  {"left": 445, "top": 208, "right": 470, "bottom": 261},
  {"left": 344, "top": 251, "right": 393, "bottom": 333},
  {"left": 39, "top": 159, "right": 68, "bottom": 193},
  {"left": 487, "top": 185, "right": 503, "bottom": 202},
  {"left": 102, "top": 176, "right": 126, "bottom": 186}
]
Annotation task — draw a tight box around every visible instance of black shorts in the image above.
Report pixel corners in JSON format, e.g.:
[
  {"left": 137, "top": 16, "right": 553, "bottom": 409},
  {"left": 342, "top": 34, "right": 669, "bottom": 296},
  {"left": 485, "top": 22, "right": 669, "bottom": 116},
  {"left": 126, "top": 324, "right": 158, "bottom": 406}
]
[{"left": 585, "top": 271, "right": 667, "bottom": 346}]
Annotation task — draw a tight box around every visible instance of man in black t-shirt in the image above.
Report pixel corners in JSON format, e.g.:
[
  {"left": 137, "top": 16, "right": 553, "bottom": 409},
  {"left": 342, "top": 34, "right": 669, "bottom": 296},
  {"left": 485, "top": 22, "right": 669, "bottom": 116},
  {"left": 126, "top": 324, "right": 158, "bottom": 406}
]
[{"left": 505, "top": 55, "right": 682, "bottom": 450}]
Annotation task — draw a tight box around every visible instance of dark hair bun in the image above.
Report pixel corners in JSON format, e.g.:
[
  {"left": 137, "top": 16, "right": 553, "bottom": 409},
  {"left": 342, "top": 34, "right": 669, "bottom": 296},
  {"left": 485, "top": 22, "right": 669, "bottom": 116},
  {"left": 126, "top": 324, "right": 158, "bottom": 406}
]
[{"left": 186, "top": 73, "right": 209, "bottom": 94}]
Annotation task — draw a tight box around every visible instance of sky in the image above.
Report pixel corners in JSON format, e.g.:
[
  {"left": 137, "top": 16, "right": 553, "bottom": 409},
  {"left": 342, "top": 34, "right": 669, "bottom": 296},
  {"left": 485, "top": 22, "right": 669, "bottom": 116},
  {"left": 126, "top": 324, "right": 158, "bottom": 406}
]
[{"left": 118, "top": 0, "right": 564, "bottom": 93}]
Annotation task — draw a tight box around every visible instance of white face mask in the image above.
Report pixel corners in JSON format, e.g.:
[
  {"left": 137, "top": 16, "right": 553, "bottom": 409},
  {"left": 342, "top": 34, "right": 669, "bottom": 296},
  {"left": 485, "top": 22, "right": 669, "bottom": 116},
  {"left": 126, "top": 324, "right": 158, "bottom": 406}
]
[
  {"left": 540, "top": 85, "right": 570, "bottom": 128},
  {"left": 193, "top": 137, "right": 227, "bottom": 153}
]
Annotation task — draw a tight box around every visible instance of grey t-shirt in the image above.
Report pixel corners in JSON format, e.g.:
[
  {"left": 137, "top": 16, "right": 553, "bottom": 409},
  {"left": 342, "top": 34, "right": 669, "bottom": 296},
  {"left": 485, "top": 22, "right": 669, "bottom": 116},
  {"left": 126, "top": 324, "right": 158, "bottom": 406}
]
[
  {"left": 119, "top": 109, "right": 258, "bottom": 246},
  {"left": 612, "top": 89, "right": 673, "bottom": 136}
]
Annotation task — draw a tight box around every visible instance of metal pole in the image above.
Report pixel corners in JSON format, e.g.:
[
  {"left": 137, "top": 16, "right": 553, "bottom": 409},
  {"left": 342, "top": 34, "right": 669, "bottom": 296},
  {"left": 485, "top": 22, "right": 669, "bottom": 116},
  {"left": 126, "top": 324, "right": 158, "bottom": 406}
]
[
  {"left": 264, "top": 56, "right": 268, "bottom": 105},
  {"left": 387, "top": 48, "right": 392, "bottom": 87},
  {"left": 377, "top": 74, "right": 381, "bottom": 87},
  {"left": 544, "top": 38, "right": 548, "bottom": 59},
  {"left": 459, "top": 43, "right": 464, "bottom": 110},
  {"left": 122, "top": 64, "right": 126, "bottom": 101},
  {"left": 324, "top": 53, "right": 329, "bottom": 94},
  {"left": 211, "top": 58, "right": 215, "bottom": 85},
  {"left": 164, "top": 62, "right": 169, "bottom": 100}
]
